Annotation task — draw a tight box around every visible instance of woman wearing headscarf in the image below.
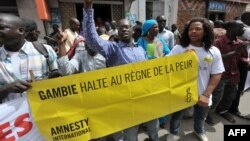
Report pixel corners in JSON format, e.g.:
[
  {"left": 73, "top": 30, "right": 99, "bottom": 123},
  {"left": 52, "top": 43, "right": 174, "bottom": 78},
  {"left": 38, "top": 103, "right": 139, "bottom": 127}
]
[
  {"left": 137, "top": 19, "right": 170, "bottom": 59},
  {"left": 137, "top": 19, "right": 171, "bottom": 133},
  {"left": 124, "top": 19, "right": 170, "bottom": 141}
]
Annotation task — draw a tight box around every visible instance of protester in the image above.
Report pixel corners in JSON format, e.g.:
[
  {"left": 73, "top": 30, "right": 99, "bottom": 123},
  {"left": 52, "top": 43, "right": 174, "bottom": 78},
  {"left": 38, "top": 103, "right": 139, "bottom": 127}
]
[
  {"left": 82, "top": 0, "right": 148, "bottom": 140},
  {"left": 241, "top": 12, "right": 250, "bottom": 40},
  {"left": 109, "top": 20, "right": 118, "bottom": 36},
  {"left": 64, "top": 17, "right": 80, "bottom": 52},
  {"left": 46, "top": 24, "right": 60, "bottom": 47},
  {"left": 56, "top": 17, "right": 119, "bottom": 141},
  {"left": 23, "top": 19, "right": 41, "bottom": 42},
  {"left": 213, "top": 20, "right": 226, "bottom": 40},
  {"left": 49, "top": 24, "right": 59, "bottom": 37},
  {"left": 136, "top": 21, "right": 143, "bottom": 27},
  {"left": 137, "top": 19, "right": 170, "bottom": 60},
  {"left": 57, "top": 40, "right": 106, "bottom": 75},
  {"left": 156, "top": 15, "right": 175, "bottom": 49},
  {"left": 0, "top": 13, "right": 59, "bottom": 140},
  {"left": 0, "top": 13, "right": 58, "bottom": 102},
  {"left": 97, "top": 27, "right": 110, "bottom": 40},
  {"left": 208, "top": 21, "right": 247, "bottom": 124},
  {"left": 23, "top": 19, "right": 61, "bottom": 78},
  {"left": 171, "top": 24, "right": 181, "bottom": 45},
  {"left": 95, "top": 17, "right": 105, "bottom": 28},
  {"left": 136, "top": 19, "right": 170, "bottom": 141},
  {"left": 132, "top": 25, "right": 142, "bottom": 42},
  {"left": 104, "top": 21, "right": 111, "bottom": 35},
  {"left": 58, "top": 21, "right": 85, "bottom": 60},
  {"left": 166, "top": 17, "right": 224, "bottom": 141},
  {"left": 228, "top": 12, "right": 250, "bottom": 120}
]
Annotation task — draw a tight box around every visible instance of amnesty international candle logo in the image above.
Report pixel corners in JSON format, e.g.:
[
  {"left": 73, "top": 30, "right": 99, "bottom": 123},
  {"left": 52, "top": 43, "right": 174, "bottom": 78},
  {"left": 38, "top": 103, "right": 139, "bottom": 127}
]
[{"left": 184, "top": 87, "right": 192, "bottom": 103}]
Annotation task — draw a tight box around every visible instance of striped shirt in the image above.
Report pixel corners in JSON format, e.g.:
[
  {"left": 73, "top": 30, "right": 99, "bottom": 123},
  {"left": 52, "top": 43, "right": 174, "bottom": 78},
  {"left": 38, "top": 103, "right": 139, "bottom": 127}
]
[{"left": 0, "top": 41, "right": 58, "bottom": 102}]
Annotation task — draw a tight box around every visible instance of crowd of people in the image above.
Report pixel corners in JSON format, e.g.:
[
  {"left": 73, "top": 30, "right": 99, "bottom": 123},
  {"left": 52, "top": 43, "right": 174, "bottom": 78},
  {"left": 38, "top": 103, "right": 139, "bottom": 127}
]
[{"left": 0, "top": 0, "right": 250, "bottom": 141}]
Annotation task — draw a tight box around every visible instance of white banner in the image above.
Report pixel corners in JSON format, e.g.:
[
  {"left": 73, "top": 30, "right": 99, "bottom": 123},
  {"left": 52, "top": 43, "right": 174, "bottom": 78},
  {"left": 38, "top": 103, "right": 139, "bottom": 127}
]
[{"left": 0, "top": 97, "right": 44, "bottom": 141}]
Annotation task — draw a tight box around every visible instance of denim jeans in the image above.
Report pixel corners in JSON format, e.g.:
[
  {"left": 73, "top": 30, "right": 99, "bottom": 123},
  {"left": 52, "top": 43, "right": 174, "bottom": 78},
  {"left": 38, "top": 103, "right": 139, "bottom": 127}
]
[
  {"left": 123, "top": 119, "right": 159, "bottom": 141},
  {"left": 123, "top": 125, "right": 139, "bottom": 141},
  {"left": 144, "top": 119, "right": 159, "bottom": 141},
  {"left": 95, "top": 131, "right": 124, "bottom": 141},
  {"left": 170, "top": 105, "right": 209, "bottom": 134}
]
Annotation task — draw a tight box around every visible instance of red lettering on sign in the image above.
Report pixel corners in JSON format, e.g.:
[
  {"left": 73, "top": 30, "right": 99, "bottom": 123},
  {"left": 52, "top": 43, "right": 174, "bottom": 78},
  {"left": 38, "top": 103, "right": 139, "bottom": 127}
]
[
  {"left": 0, "top": 113, "right": 33, "bottom": 141},
  {"left": 0, "top": 122, "right": 15, "bottom": 141},
  {"left": 14, "top": 113, "right": 33, "bottom": 137}
]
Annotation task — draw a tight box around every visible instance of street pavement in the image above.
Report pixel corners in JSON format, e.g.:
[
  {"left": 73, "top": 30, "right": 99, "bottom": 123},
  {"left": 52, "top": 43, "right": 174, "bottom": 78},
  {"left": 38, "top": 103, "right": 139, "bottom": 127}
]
[{"left": 138, "top": 89, "right": 250, "bottom": 141}]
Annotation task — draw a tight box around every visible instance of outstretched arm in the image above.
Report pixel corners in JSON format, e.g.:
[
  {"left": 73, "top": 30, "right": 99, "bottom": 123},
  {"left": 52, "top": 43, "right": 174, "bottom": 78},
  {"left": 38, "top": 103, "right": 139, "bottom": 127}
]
[
  {"left": 84, "top": 0, "right": 93, "bottom": 9},
  {"left": 82, "top": 0, "right": 115, "bottom": 58}
]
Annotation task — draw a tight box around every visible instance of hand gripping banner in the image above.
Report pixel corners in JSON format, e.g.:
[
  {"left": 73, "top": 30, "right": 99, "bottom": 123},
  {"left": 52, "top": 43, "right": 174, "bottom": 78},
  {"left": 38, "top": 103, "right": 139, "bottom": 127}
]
[{"left": 27, "top": 52, "right": 199, "bottom": 141}]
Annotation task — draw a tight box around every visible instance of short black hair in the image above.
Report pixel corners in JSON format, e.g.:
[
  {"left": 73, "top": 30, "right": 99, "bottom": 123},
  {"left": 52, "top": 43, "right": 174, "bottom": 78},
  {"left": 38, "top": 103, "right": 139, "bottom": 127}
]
[
  {"left": 223, "top": 21, "right": 244, "bottom": 31},
  {"left": 214, "top": 20, "right": 224, "bottom": 28},
  {"left": 23, "top": 19, "right": 37, "bottom": 32},
  {"left": 241, "top": 12, "right": 250, "bottom": 23}
]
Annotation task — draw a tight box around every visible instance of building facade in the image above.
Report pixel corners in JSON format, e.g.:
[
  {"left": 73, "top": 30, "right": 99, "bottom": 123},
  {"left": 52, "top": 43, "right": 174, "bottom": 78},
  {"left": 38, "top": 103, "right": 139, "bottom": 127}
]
[
  {"left": 58, "top": 0, "right": 125, "bottom": 30},
  {"left": 1, "top": 0, "right": 249, "bottom": 36},
  {"left": 129, "top": 0, "right": 178, "bottom": 28},
  {"left": 177, "top": 0, "right": 250, "bottom": 31},
  {"left": 57, "top": 0, "right": 178, "bottom": 30}
]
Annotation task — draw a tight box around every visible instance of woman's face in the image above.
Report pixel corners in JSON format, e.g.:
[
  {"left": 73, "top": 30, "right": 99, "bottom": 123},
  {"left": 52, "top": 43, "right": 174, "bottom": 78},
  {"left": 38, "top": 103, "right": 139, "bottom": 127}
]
[
  {"left": 148, "top": 24, "right": 159, "bottom": 37},
  {"left": 188, "top": 21, "right": 205, "bottom": 44}
]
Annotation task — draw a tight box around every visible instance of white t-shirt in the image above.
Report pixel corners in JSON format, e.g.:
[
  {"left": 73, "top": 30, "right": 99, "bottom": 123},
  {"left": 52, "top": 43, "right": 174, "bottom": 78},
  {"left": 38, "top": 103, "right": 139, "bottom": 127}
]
[
  {"left": 242, "top": 26, "right": 250, "bottom": 40},
  {"left": 170, "top": 44, "right": 225, "bottom": 106},
  {"left": 158, "top": 28, "right": 175, "bottom": 49},
  {"left": 242, "top": 26, "right": 250, "bottom": 61}
]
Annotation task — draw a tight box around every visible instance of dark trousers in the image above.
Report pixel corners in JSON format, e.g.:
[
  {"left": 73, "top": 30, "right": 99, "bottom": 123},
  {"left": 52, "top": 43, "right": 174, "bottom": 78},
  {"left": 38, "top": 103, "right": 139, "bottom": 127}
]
[
  {"left": 215, "top": 78, "right": 237, "bottom": 114},
  {"left": 210, "top": 79, "right": 225, "bottom": 112},
  {"left": 229, "top": 62, "right": 249, "bottom": 113}
]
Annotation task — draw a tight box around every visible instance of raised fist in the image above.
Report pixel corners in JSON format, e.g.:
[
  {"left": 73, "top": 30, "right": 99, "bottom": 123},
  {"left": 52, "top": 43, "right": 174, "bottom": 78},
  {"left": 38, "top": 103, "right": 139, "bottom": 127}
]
[{"left": 84, "top": 0, "right": 93, "bottom": 7}]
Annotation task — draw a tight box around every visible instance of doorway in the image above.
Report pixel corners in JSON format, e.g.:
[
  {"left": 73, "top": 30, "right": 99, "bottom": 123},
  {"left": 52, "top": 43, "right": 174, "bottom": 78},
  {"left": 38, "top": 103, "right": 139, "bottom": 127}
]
[
  {"left": 76, "top": 3, "right": 112, "bottom": 23},
  {"left": 209, "top": 12, "right": 225, "bottom": 21},
  {"left": 146, "top": 1, "right": 153, "bottom": 20}
]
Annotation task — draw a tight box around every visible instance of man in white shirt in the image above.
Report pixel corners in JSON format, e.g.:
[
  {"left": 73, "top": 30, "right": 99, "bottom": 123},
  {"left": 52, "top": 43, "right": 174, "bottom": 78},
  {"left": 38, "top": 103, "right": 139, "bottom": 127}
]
[{"left": 156, "top": 15, "right": 175, "bottom": 49}]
